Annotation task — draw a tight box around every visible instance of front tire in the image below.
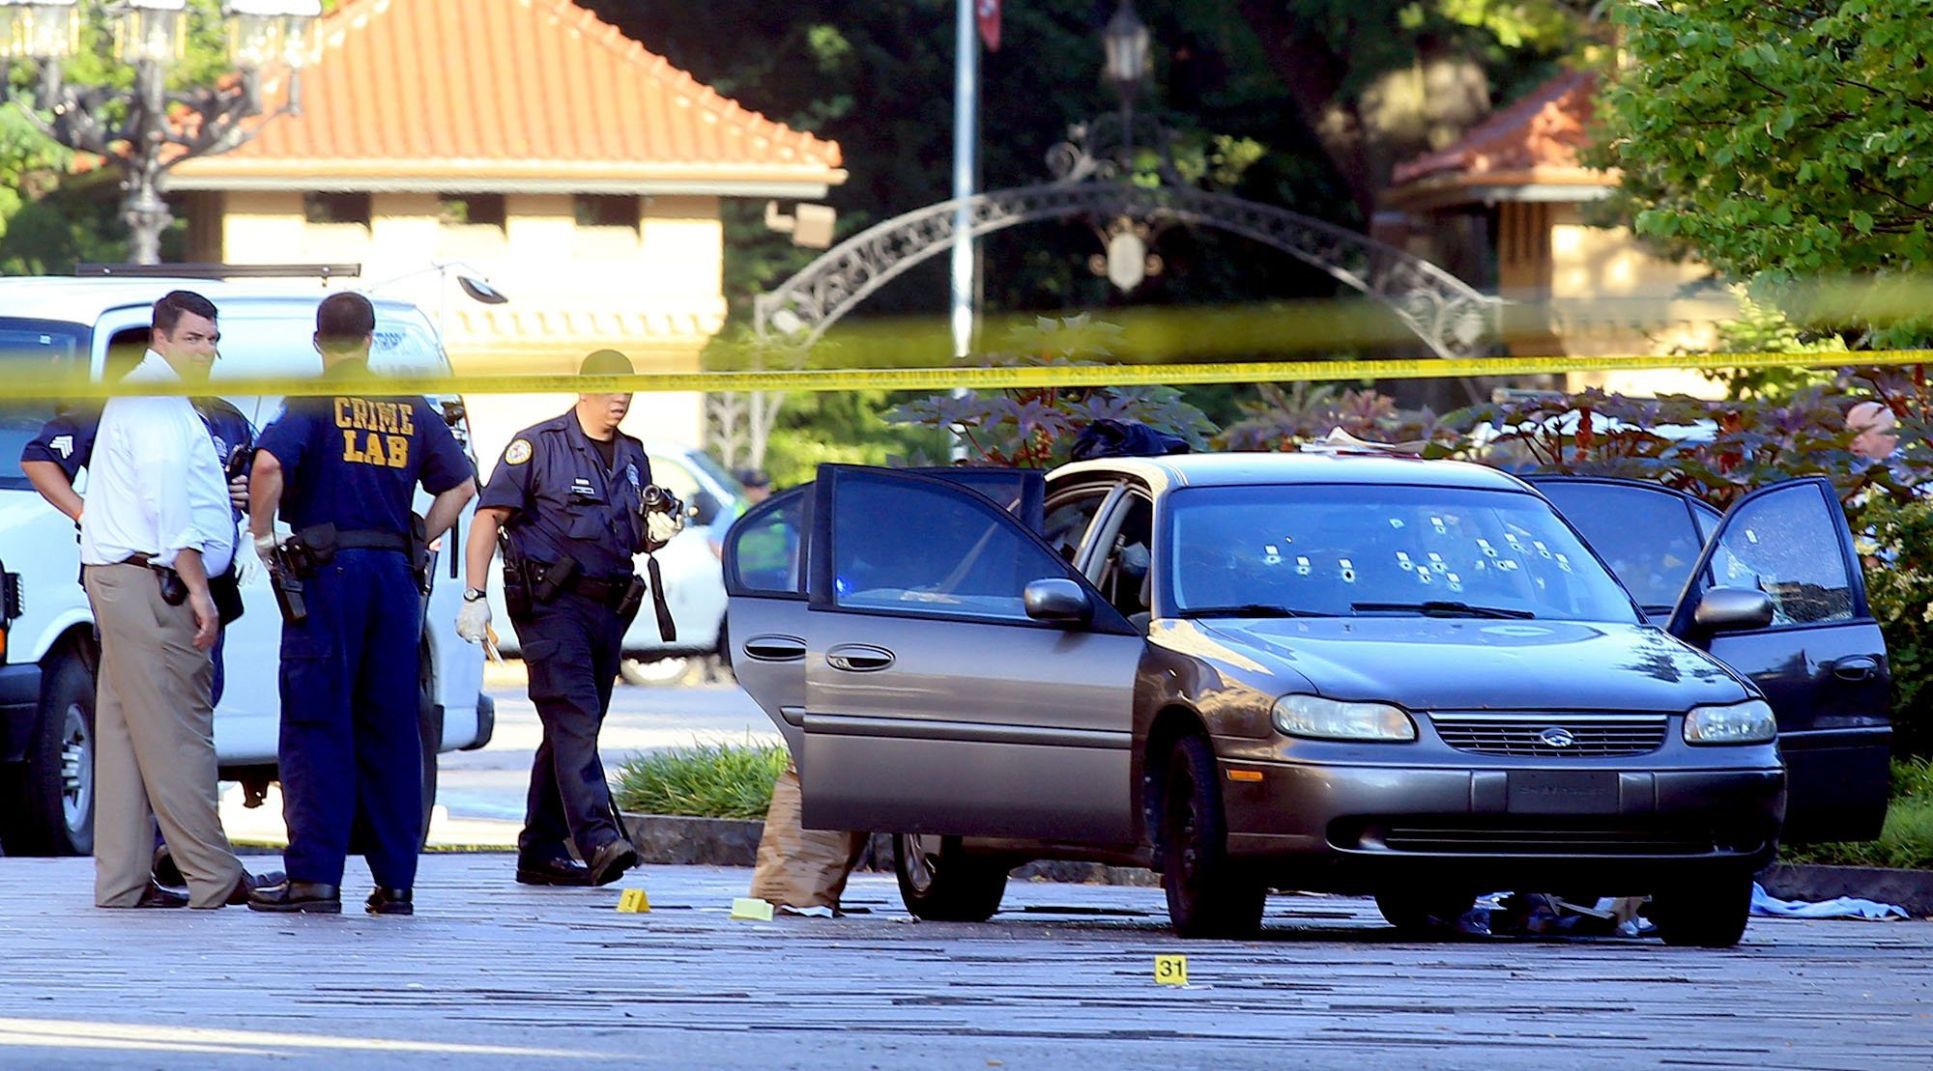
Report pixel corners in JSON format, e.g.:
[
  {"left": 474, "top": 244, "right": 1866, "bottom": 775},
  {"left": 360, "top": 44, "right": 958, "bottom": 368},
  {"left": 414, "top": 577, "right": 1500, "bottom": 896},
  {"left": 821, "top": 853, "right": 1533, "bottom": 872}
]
[
  {"left": 1159, "top": 734, "right": 1266, "bottom": 938},
  {"left": 893, "top": 833, "right": 1008, "bottom": 922},
  {"left": 2, "top": 654, "right": 96, "bottom": 856},
  {"left": 1652, "top": 869, "right": 1753, "bottom": 948}
]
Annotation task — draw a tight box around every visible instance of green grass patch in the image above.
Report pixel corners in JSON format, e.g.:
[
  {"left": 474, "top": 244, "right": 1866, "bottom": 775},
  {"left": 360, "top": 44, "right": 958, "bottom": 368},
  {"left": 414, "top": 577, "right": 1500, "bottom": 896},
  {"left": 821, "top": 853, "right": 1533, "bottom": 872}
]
[
  {"left": 1782, "top": 758, "right": 1933, "bottom": 871},
  {"left": 610, "top": 740, "right": 790, "bottom": 820}
]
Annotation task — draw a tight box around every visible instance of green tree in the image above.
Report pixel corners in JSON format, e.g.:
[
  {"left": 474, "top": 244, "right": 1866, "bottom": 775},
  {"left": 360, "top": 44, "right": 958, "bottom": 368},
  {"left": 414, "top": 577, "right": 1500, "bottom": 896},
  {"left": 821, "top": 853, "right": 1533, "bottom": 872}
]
[{"left": 1592, "top": 0, "right": 1933, "bottom": 345}]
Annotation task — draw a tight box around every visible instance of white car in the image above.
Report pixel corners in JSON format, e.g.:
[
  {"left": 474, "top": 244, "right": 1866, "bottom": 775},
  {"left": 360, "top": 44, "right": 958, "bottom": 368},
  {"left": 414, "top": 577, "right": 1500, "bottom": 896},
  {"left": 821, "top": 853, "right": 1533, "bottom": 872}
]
[
  {"left": 0, "top": 275, "right": 491, "bottom": 856},
  {"left": 483, "top": 444, "right": 743, "bottom": 682}
]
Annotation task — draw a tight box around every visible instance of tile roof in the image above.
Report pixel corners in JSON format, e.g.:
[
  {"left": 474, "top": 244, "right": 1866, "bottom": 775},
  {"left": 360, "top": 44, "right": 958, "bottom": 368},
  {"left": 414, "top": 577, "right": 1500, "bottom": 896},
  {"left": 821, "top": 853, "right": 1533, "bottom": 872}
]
[
  {"left": 170, "top": 0, "right": 844, "bottom": 193},
  {"left": 1389, "top": 68, "right": 1607, "bottom": 190}
]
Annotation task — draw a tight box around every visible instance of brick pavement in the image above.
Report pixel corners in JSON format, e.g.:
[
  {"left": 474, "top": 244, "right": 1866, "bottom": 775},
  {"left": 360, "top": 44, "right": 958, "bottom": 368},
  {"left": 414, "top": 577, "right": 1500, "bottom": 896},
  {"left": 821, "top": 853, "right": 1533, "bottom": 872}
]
[{"left": 1, "top": 856, "right": 1930, "bottom": 1069}]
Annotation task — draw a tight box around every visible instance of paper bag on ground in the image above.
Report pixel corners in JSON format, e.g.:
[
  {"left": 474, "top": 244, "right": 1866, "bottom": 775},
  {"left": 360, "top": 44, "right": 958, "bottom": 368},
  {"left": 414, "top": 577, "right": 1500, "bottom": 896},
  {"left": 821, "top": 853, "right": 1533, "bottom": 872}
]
[{"left": 750, "top": 763, "right": 867, "bottom": 911}]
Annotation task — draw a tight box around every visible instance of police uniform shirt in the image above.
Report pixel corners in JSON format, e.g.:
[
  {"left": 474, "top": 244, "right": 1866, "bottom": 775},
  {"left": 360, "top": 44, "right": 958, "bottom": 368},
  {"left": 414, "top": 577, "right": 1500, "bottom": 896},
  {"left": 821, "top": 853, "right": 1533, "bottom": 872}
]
[
  {"left": 254, "top": 362, "right": 471, "bottom": 534},
  {"left": 23, "top": 400, "right": 254, "bottom": 518},
  {"left": 478, "top": 412, "right": 651, "bottom": 579}
]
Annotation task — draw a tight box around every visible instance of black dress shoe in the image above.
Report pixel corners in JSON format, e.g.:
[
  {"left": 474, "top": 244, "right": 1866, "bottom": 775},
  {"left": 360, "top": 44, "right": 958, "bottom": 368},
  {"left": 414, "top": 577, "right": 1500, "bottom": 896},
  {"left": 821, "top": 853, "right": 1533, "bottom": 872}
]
[
  {"left": 225, "top": 870, "right": 288, "bottom": 906},
  {"left": 365, "top": 887, "right": 413, "bottom": 916},
  {"left": 133, "top": 880, "right": 189, "bottom": 909},
  {"left": 152, "top": 845, "right": 184, "bottom": 888},
  {"left": 587, "top": 837, "right": 640, "bottom": 888},
  {"left": 246, "top": 879, "right": 342, "bottom": 914},
  {"left": 515, "top": 855, "right": 593, "bottom": 887}
]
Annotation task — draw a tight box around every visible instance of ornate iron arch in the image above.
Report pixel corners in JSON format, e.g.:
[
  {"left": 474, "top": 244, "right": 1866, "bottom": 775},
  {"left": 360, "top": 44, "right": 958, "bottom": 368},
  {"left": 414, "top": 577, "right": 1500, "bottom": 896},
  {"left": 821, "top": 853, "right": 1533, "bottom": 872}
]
[{"left": 754, "top": 181, "right": 1499, "bottom": 359}]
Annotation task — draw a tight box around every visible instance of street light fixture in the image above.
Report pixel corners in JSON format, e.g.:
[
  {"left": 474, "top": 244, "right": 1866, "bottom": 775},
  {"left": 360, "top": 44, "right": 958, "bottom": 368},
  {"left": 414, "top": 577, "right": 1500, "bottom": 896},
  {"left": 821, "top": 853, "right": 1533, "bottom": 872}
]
[
  {"left": 0, "top": 0, "right": 321, "bottom": 265},
  {"left": 1102, "top": 0, "right": 1151, "bottom": 104}
]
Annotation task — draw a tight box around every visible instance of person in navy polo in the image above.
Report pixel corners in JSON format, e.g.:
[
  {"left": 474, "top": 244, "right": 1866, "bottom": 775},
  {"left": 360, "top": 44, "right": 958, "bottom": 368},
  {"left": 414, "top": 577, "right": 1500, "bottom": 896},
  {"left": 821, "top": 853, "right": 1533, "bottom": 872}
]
[{"left": 244, "top": 292, "right": 475, "bottom": 916}]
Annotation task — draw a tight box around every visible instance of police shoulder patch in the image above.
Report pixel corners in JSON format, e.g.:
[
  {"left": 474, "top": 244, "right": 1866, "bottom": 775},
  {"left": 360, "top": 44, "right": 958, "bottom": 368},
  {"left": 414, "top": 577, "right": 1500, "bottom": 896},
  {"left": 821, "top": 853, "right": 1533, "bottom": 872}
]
[{"left": 505, "top": 439, "right": 533, "bottom": 465}]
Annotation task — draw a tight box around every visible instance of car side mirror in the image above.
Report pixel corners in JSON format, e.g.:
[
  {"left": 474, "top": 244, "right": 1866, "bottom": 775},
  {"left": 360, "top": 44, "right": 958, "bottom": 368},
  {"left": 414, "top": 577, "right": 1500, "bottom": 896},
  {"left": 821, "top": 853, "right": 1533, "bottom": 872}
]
[
  {"left": 1023, "top": 578, "right": 1092, "bottom": 625},
  {"left": 690, "top": 490, "right": 723, "bottom": 526},
  {"left": 1693, "top": 587, "right": 1775, "bottom": 633}
]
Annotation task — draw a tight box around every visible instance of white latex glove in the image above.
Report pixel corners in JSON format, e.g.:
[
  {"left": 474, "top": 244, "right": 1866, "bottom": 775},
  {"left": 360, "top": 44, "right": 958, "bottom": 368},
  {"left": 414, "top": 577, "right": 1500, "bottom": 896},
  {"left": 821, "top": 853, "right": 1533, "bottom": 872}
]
[
  {"left": 232, "top": 528, "right": 262, "bottom": 586},
  {"left": 253, "top": 532, "right": 278, "bottom": 573},
  {"left": 645, "top": 508, "right": 685, "bottom": 546},
  {"left": 456, "top": 598, "right": 491, "bottom": 644}
]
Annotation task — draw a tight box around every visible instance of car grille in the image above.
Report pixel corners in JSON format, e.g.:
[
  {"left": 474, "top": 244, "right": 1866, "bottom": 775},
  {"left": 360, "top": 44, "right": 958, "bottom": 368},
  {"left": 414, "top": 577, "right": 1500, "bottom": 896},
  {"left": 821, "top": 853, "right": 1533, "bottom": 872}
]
[{"left": 1430, "top": 714, "right": 1668, "bottom": 757}]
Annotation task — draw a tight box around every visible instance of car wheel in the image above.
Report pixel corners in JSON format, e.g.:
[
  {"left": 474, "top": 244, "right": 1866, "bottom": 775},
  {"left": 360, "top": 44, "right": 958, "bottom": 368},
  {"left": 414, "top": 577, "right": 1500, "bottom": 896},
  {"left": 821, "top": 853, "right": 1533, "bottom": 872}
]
[
  {"left": 1651, "top": 869, "right": 1753, "bottom": 948},
  {"left": 2, "top": 653, "right": 96, "bottom": 856},
  {"left": 1159, "top": 734, "right": 1266, "bottom": 938},
  {"left": 893, "top": 833, "right": 1008, "bottom": 922},
  {"left": 1375, "top": 888, "right": 1476, "bottom": 933}
]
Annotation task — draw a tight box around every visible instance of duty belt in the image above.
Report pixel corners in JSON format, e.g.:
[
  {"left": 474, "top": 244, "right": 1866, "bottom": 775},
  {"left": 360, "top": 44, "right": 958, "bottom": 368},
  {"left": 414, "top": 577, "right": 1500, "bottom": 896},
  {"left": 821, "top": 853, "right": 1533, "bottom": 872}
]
[
  {"left": 529, "top": 563, "right": 631, "bottom": 607},
  {"left": 332, "top": 529, "right": 409, "bottom": 553}
]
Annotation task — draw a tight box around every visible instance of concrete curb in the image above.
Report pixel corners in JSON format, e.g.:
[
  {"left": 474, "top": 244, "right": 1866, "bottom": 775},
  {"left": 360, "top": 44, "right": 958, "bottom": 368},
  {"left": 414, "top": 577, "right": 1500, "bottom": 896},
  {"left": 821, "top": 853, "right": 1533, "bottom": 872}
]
[
  {"left": 621, "top": 815, "right": 1932, "bottom": 909},
  {"left": 1758, "top": 862, "right": 1933, "bottom": 917}
]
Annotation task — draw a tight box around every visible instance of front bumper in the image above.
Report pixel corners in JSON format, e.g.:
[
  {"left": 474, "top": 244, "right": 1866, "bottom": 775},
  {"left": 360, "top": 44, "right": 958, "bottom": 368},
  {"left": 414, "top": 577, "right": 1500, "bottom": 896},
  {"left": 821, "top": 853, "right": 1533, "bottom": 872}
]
[{"left": 1219, "top": 755, "right": 1785, "bottom": 894}]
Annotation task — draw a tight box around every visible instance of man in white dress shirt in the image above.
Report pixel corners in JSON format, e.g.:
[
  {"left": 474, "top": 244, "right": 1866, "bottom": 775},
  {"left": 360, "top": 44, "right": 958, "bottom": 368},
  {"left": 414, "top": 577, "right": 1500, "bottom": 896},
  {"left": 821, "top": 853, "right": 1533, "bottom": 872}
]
[{"left": 79, "top": 290, "right": 279, "bottom": 909}]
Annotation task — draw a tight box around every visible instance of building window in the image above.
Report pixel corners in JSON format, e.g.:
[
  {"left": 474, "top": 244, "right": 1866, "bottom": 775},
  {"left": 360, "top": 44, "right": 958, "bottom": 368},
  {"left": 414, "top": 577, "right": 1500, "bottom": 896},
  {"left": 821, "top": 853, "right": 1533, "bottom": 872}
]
[
  {"left": 574, "top": 194, "right": 640, "bottom": 229},
  {"left": 439, "top": 193, "right": 507, "bottom": 229},
  {"left": 303, "top": 191, "right": 372, "bottom": 226}
]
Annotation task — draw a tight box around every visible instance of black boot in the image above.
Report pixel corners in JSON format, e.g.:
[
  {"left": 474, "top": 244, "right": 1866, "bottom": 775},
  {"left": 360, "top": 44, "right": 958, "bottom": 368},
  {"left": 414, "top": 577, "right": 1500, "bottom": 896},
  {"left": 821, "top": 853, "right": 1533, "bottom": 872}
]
[
  {"left": 365, "top": 887, "right": 413, "bottom": 916},
  {"left": 246, "top": 879, "right": 342, "bottom": 914}
]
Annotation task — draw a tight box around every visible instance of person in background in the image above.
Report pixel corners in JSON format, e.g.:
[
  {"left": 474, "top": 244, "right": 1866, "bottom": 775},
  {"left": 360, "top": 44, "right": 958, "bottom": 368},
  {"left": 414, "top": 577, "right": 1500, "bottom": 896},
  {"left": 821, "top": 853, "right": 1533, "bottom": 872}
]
[
  {"left": 736, "top": 468, "right": 772, "bottom": 506},
  {"left": 457, "top": 349, "right": 682, "bottom": 888},
  {"left": 77, "top": 289, "right": 280, "bottom": 909},
  {"left": 245, "top": 292, "right": 475, "bottom": 915}
]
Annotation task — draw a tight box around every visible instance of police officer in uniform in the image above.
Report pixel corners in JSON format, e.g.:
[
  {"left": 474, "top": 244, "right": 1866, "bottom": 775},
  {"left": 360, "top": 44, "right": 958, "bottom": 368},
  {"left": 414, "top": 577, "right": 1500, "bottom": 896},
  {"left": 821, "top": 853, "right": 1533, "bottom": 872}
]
[
  {"left": 245, "top": 292, "right": 475, "bottom": 915},
  {"left": 457, "top": 349, "right": 682, "bottom": 887}
]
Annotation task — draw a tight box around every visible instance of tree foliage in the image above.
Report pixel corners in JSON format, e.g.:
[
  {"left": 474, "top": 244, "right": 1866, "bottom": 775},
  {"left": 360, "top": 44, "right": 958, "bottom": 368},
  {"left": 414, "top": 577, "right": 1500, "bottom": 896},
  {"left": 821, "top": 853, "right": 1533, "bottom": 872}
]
[{"left": 1592, "top": 0, "right": 1933, "bottom": 344}]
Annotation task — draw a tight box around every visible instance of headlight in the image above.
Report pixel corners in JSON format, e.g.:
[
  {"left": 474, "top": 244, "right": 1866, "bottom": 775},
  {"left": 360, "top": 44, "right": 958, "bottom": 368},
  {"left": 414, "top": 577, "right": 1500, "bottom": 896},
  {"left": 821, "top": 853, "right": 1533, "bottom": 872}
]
[
  {"left": 1684, "top": 699, "right": 1778, "bottom": 745},
  {"left": 1271, "top": 694, "right": 1417, "bottom": 742}
]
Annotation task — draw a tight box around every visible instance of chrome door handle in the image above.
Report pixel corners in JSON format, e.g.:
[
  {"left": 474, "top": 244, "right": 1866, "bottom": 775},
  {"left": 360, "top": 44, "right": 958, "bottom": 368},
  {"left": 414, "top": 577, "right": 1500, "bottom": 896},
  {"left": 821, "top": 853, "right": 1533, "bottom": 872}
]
[
  {"left": 826, "top": 644, "right": 895, "bottom": 672},
  {"left": 1831, "top": 656, "right": 1879, "bottom": 682},
  {"left": 742, "top": 635, "right": 806, "bottom": 662}
]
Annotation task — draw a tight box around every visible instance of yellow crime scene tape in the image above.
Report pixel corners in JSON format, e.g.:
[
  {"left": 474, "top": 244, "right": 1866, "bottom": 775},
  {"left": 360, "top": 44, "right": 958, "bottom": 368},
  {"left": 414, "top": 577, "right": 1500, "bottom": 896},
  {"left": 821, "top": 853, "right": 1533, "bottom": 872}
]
[{"left": 0, "top": 349, "right": 1927, "bottom": 400}]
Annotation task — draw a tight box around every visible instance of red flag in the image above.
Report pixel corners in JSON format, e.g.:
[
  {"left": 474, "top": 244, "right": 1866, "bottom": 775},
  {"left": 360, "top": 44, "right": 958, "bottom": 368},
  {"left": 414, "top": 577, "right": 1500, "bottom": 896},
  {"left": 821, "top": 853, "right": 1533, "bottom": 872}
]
[{"left": 977, "top": 0, "right": 1001, "bottom": 52}]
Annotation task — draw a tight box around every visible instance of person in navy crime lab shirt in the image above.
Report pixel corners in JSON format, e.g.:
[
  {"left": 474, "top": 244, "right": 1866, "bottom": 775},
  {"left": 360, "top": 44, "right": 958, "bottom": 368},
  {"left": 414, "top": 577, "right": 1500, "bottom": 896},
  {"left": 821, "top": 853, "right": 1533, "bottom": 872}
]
[
  {"left": 457, "top": 349, "right": 683, "bottom": 888},
  {"left": 19, "top": 328, "right": 255, "bottom": 890},
  {"left": 243, "top": 291, "right": 475, "bottom": 916}
]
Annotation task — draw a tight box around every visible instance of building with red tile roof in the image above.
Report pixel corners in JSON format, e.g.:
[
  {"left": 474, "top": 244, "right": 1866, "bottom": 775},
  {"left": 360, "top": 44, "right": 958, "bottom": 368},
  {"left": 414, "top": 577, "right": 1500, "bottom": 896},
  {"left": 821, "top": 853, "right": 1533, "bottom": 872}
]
[{"left": 167, "top": 0, "right": 847, "bottom": 466}]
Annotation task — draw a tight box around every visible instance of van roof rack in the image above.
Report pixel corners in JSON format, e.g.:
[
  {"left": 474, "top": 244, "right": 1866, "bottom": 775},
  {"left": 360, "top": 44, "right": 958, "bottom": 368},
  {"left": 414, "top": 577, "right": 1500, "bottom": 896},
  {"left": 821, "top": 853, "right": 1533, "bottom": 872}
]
[{"left": 74, "top": 263, "right": 362, "bottom": 282}]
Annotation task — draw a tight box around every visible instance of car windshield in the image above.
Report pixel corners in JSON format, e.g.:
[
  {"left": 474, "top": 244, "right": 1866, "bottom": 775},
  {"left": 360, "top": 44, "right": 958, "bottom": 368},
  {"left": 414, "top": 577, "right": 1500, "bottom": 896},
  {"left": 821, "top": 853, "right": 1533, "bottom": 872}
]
[
  {"left": 1164, "top": 483, "right": 1640, "bottom": 624},
  {"left": 0, "top": 319, "right": 89, "bottom": 491}
]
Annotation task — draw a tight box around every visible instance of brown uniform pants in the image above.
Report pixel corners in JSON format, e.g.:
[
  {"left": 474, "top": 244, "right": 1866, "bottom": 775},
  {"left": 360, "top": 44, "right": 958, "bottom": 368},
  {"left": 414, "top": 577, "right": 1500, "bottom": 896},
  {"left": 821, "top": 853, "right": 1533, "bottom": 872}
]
[{"left": 84, "top": 563, "right": 243, "bottom": 908}]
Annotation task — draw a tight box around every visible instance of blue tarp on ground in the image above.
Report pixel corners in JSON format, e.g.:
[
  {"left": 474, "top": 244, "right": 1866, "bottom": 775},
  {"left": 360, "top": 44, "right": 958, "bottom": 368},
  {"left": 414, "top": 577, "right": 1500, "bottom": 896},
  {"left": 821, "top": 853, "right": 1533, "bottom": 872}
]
[{"left": 1751, "top": 882, "right": 1909, "bottom": 920}]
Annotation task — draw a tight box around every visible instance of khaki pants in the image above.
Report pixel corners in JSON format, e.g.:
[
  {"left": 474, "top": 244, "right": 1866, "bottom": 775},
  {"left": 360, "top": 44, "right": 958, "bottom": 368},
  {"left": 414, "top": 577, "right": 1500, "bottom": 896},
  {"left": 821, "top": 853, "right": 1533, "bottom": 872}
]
[
  {"left": 750, "top": 763, "right": 867, "bottom": 910},
  {"left": 84, "top": 563, "right": 242, "bottom": 908}
]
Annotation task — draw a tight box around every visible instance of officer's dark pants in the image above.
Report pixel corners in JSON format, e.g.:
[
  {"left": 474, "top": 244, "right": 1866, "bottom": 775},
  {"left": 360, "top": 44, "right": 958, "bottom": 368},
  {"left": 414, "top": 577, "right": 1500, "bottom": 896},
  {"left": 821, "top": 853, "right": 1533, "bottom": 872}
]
[
  {"left": 513, "top": 590, "right": 630, "bottom": 862},
  {"left": 277, "top": 549, "right": 424, "bottom": 889}
]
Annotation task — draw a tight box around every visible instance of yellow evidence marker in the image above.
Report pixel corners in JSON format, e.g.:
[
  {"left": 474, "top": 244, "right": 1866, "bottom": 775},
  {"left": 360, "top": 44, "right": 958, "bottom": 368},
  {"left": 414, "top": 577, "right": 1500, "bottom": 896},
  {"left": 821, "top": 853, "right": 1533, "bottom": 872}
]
[
  {"left": 1154, "top": 954, "right": 1188, "bottom": 987},
  {"left": 615, "top": 888, "right": 650, "bottom": 913},
  {"left": 730, "top": 897, "right": 776, "bottom": 921}
]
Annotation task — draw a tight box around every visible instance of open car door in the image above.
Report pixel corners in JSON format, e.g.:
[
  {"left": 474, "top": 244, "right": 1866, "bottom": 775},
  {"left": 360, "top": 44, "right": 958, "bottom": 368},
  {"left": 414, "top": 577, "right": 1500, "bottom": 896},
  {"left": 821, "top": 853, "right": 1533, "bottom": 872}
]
[
  {"left": 1537, "top": 475, "right": 1892, "bottom": 842},
  {"left": 796, "top": 464, "right": 1144, "bottom": 841},
  {"left": 721, "top": 467, "right": 1050, "bottom": 764},
  {"left": 1663, "top": 478, "right": 1891, "bottom": 843}
]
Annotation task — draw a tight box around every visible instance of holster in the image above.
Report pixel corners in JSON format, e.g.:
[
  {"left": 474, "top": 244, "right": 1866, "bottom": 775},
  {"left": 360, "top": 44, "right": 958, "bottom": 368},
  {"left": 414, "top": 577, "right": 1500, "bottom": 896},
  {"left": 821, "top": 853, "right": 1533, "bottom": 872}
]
[
  {"left": 289, "top": 525, "right": 338, "bottom": 577},
  {"left": 408, "top": 514, "right": 431, "bottom": 595},
  {"left": 616, "top": 574, "right": 648, "bottom": 619},
  {"left": 531, "top": 554, "right": 578, "bottom": 605},
  {"left": 152, "top": 566, "right": 188, "bottom": 607},
  {"left": 503, "top": 553, "right": 533, "bottom": 617}
]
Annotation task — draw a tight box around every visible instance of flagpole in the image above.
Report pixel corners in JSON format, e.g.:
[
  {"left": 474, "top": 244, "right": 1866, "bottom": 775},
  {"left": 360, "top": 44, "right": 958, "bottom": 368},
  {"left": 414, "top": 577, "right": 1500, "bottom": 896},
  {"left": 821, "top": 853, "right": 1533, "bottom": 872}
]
[{"left": 950, "top": 0, "right": 978, "bottom": 364}]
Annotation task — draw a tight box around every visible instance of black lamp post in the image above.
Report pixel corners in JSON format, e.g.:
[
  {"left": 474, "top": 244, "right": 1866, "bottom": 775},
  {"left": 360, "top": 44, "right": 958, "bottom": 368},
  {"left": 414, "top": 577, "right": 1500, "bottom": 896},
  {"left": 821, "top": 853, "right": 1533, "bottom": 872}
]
[
  {"left": 0, "top": 0, "right": 321, "bottom": 265},
  {"left": 1102, "top": 0, "right": 1151, "bottom": 161}
]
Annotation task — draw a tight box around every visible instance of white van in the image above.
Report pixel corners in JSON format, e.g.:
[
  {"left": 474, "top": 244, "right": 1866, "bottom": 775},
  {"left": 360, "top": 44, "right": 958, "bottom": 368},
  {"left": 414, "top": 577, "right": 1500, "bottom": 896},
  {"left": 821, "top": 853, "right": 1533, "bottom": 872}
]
[{"left": 0, "top": 276, "right": 491, "bottom": 856}]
